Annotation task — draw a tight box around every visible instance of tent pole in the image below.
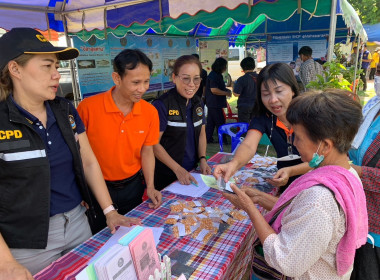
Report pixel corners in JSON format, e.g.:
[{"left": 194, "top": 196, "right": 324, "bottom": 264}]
[
  {"left": 327, "top": 0, "right": 338, "bottom": 62},
  {"left": 62, "top": 9, "right": 81, "bottom": 106},
  {"left": 352, "top": 36, "right": 361, "bottom": 93},
  {"left": 193, "top": 23, "right": 201, "bottom": 37}
]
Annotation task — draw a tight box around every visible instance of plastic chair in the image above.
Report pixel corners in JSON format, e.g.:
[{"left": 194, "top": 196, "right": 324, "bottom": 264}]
[
  {"left": 223, "top": 103, "right": 239, "bottom": 122},
  {"left": 218, "top": 122, "right": 249, "bottom": 152}
]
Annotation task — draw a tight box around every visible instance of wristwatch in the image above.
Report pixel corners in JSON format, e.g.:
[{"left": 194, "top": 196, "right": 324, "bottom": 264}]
[{"left": 103, "top": 203, "right": 118, "bottom": 215}]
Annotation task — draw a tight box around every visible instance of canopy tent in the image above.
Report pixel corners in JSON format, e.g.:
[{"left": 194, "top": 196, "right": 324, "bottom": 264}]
[
  {"left": 0, "top": 0, "right": 367, "bottom": 101},
  {"left": 0, "top": 0, "right": 367, "bottom": 45},
  {"left": 363, "top": 23, "right": 380, "bottom": 43}
]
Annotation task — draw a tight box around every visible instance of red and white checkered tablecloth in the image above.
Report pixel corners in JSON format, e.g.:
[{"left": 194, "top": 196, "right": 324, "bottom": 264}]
[{"left": 34, "top": 153, "right": 276, "bottom": 280}]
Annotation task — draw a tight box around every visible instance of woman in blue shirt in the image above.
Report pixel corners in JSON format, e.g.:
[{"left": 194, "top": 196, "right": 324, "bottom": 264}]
[
  {"left": 205, "top": 57, "right": 232, "bottom": 143},
  {"left": 214, "top": 63, "right": 302, "bottom": 191}
]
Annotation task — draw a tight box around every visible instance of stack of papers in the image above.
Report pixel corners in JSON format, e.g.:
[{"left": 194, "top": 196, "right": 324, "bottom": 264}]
[
  {"left": 94, "top": 243, "right": 137, "bottom": 280},
  {"left": 75, "top": 226, "right": 164, "bottom": 280}
]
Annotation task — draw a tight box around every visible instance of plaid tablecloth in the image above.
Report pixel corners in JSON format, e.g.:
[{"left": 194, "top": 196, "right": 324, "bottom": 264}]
[{"left": 34, "top": 153, "right": 275, "bottom": 280}]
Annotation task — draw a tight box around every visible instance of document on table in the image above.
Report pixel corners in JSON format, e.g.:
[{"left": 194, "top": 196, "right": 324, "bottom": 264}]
[
  {"left": 91, "top": 226, "right": 163, "bottom": 263},
  {"left": 75, "top": 226, "right": 164, "bottom": 280},
  {"left": 165, "top": 173, "right": 210, "bottom": 197},
  {"left": 94, "top": 243, "right": 137, "bottom": 280}
]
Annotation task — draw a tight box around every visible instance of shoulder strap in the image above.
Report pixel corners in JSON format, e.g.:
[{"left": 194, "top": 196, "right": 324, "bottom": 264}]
[
  {"left": 367, "top": 149, "right": 380, "bottom": 168},
  {"left": 247, "top": 72, "right": 257, "bottom": 83}
]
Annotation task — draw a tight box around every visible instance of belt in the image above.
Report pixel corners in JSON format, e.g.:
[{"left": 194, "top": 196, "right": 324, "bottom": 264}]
[{"left": 105, "top": 170, "right": 142, "bottom": 189}]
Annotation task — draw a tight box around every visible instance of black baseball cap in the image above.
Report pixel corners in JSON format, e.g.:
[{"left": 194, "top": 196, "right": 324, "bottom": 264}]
[{"left": 0, "top": 27, "right": 79, "bottom": 71}]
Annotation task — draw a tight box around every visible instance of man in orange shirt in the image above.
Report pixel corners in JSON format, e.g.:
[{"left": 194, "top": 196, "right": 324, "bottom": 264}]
[{"left": 77, "top": 49, "right": 162, "bottom": 232}]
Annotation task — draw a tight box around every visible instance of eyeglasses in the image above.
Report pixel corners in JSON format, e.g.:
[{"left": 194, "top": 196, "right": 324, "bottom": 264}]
[{"left": 177, "top": 75, "right": 202, "bottom": 85}]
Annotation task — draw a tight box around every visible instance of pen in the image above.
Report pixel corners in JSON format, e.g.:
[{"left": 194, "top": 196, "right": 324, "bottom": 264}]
[{"left": 191, "top": 181, "right": 199, "bottom": 187}]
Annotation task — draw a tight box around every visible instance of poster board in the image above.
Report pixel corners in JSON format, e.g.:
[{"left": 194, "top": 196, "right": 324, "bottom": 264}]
[
  {"left": 198, "top": 39, "right": 229, "bottom": 73},
  {"left": 266, "top": 32, "right": 328, "bottom": 75},
  {"left": 161, "top": 38, "right": 196, "bottom": 89},
  {"left": 72, "top": 35, "right": 196, "bottom": 98}
]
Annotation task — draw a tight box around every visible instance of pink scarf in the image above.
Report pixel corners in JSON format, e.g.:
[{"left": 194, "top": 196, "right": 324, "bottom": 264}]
[{"left": 265, "top": 165, "right": 368, "bottom": 276}]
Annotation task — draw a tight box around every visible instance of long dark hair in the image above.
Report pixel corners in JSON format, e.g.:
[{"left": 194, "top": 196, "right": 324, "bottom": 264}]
[
  {"left": 253, "top": 63, "right": 299, "bottom": 116},
  {"left": 211, "top": 57, "right": 227, "bottom": 74}
]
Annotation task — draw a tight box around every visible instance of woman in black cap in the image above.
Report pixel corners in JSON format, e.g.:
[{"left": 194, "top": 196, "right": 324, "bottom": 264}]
[{"left": 0, "top": 28, "right": 140, "bottom": 278}]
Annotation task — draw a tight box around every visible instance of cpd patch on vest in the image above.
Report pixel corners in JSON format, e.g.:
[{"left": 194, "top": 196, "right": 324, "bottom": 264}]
[
  {"left": 169, "top": 109, "right": 180, "bottom": 116},
  {"left": 0, "top": 130, "right": 23, "bottom": 140}
]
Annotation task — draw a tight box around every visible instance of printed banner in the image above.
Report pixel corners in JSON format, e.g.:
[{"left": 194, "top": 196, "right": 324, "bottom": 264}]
[{"left": 72, "top": 35, "right": 196, "bottom": 97}]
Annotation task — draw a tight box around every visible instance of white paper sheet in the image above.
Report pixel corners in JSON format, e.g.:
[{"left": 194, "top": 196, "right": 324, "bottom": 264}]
[
  {"left": 164, "top": 173, "right": 210, "bottom": 197},
  {"left": 75, "top": 268, "right": 89, "bottom": 280}
]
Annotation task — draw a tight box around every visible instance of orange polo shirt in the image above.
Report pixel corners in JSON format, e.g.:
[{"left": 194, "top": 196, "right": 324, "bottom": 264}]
[{"left": 77, "top": 86, "right": 160, "bottom": 181}]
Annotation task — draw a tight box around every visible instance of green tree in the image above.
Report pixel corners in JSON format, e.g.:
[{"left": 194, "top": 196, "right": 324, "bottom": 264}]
[{"left": 347, "top": 0, "right": 380, "bottom": 24}]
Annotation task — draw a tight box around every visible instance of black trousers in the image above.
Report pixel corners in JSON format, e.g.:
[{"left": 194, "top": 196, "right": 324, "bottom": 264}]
[
  {"left": 89, "top": 171, "right": 145, "bottom": 234},
  {"left": 369, "top": 67, "right": 376, "bottom": 80},
  {"left": 206, "top": 107, "right": 225, "bottom": 143},
  {"left": 154, "top": 169, "right": 177, "bottom": 191},
  {"left": 237, "top": 106, "right": 253, "bottom": 124},
  {"left": 350, "top": 242, "right": 380, "bottom": 280},
  {"left": 360, "top": 69, "right": 368, "bottom": 91}
]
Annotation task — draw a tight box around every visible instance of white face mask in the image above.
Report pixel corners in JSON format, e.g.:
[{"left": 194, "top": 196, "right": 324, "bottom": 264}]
[{"left": 375, "top": 76, "right": 380, "bottom": 97}]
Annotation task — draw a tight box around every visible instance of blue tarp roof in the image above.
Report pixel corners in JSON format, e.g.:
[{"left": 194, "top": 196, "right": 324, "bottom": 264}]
[
  {"left": 0, "top": 0, "right": 367, "bottom": 46},
  {"left": 364, "top": 23, "right": 380, "bottom": 42}
]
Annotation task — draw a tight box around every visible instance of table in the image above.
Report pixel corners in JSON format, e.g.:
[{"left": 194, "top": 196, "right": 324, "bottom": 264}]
[{"left": 34, "top": 153, "right": 276, "bottom": 280}]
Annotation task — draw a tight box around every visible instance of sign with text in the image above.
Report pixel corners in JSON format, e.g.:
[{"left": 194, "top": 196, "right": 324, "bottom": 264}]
[{"left": 72, "top": 35, "right": 196, "bottom": 98}]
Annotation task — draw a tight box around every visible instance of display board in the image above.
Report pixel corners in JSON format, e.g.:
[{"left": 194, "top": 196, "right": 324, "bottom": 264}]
[
  {"left": 198, "top": 40, "right": 229, "bottom": 73},
  {"left": 266, "top": 32, "right": 328, "bottom": 75},
  {"left": 72, "top": 35, "right": 196, "bottom": 98}
]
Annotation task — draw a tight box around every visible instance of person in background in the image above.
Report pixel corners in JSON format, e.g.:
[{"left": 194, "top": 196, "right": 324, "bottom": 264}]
[
  {"left": 232, "top": 57, "right": 258, "bottom": 123},
  {"left": 368, "top": 47, "right": 379, "bottom": 80},
  {"left": 214, "top": 63, "right": 303, "bottom": 192},
  {"left": 298, "top": 46, "right": 323, "bottom": 90},
  {"left": 350, "top": 46, "right": 359, "bottom": 66},
  {"left": 289, "top": 61, "right": 297, "bottom": 76},
  {"left": 359, "top": 44, "right": 372, "bottom": 91},
  {"left": 224, "top": 90, "right": 368, "bottom": 280},
  {"left": 191, "top": 53, "right": 208, "bottom": 102},
  {"left": 205, "top": 57, "right": 232, "bottom": 144},
  {"left": 349, "top": 63, "right": 380, "bottom": 280},
  {"left": 0, "top": 28, "right": 140, "bottom": 278},
  {"left": 77, "top": 49, "right": 162, "bottom": 233},
  {"left": 152, "top": 55, "right": 211, "bottom": 190}
]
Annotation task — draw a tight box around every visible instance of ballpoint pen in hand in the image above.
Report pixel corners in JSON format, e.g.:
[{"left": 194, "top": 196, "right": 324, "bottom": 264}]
[{"left": 191, "top": 181, "right": 199, "bottom": 187}]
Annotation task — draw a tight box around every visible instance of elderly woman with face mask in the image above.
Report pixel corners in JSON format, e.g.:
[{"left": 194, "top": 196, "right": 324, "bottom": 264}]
[
  {"left": 224, "top": 90, "right": 368, "bottom": 280},
  {"left": 349, "top": 63, "right": 380, "bottom": 280}
]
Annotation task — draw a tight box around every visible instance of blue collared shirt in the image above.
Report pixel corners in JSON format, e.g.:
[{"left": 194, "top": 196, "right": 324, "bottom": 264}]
[{"left": 11, "top": 96, "right": 84, "bottom": 216}]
